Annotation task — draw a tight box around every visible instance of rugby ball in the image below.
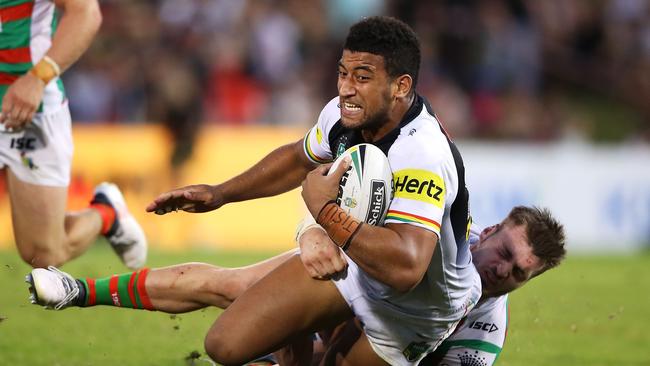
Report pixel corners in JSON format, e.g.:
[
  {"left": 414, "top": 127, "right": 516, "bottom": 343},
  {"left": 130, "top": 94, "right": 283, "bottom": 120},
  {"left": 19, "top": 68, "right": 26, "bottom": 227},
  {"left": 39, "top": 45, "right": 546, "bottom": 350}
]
[{"left": 328, "top": 144, "right": 393, "bottom": 225}]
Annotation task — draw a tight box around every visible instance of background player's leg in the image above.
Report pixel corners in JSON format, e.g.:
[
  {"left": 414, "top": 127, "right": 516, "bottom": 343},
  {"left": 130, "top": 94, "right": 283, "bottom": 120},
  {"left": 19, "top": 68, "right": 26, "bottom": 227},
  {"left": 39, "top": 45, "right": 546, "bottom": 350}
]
[
  {"left": 204, "top": 255, "right": 353, "bottom": 366},
  {"left": 319, "top": 319, "right": 389, "bottom": 366},
  {"left": 7, "top": 169, "right": 102, "bottom": 267},
  {"left": 147, "top": 250, "right": 297, "bottom": 312}
]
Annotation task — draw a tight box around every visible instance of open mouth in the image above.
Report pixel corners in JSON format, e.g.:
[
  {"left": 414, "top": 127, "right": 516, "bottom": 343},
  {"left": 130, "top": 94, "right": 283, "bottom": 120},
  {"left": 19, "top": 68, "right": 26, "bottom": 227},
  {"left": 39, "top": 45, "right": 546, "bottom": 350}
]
[{"left": 342, "top": 102, "right": 362, "bottom": 111}]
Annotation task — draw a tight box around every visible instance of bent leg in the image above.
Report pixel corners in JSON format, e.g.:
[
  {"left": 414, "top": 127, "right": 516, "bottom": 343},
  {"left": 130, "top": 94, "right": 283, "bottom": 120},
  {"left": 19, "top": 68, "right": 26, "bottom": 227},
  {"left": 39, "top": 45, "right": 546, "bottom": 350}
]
[
  {"left": 205, "top": 255, "right": 353, "bottom": 366},
  {"left": 8, "top": 170, "right": 101, "bottom": 267},
  {"left": 147, "top": 250, "right": 297, "bottom": 313}
]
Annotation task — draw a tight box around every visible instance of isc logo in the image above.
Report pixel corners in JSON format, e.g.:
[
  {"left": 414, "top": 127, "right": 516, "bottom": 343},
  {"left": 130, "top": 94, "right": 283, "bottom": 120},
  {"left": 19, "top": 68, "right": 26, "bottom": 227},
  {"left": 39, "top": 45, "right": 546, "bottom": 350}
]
[
  {"left": 10, "top": 137, "right": 37, "bottom": 150},
  {"left": 469, "top": 321, "right": 499, "bottom": 333},
  {"left": 392, "top": 169, "right": 445, "bottom": 208}
]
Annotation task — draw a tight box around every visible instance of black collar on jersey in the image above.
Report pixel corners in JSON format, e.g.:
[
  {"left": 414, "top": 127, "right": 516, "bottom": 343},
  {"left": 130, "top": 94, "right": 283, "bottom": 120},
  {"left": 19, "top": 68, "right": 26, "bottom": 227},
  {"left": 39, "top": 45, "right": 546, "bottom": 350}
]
[{"left": 369, "top": 93, "right": 424, "bottom": 153}]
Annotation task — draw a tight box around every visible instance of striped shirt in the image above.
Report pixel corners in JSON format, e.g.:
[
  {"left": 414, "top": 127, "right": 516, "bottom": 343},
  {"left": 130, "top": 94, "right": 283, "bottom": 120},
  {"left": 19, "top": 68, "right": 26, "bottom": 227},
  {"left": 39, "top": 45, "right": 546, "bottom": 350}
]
[{"left": 0, "top": 0, "right": 65, "bottom": 114}]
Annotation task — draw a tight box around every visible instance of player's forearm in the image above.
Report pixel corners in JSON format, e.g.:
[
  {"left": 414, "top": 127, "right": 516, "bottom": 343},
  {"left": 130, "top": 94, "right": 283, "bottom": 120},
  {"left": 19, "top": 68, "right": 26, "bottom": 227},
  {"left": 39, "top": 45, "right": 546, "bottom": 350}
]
[
  {"left": 49, "top": 0, "right": 102, "bottom": 73},
  {"left": 345, "top": 224, "right": 434, "bottom": 292},
  {"left": 218, "top": 140, "right": 315, "bottom": 205}
]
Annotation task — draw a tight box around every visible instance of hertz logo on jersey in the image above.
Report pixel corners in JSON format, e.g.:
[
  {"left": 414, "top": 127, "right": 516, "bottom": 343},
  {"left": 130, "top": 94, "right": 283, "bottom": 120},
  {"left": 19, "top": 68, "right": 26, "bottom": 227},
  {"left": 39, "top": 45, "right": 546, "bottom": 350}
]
[{"left": 392, "top": 169, "right": 445, "bottom": 208}]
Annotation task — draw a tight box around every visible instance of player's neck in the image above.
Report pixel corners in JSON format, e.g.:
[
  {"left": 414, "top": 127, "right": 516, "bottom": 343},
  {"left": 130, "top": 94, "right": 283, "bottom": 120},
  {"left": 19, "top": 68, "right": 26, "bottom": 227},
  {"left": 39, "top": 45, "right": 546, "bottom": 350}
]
[{"left": 361, "top": 94, "right": 415, "bottom": 142}]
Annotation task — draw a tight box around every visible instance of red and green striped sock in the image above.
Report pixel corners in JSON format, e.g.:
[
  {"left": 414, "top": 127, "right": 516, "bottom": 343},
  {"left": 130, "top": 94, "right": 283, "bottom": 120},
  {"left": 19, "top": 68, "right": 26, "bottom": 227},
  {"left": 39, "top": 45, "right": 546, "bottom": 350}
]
[{"left": 78, "top": 268, "right": 155, "bottom": 310}]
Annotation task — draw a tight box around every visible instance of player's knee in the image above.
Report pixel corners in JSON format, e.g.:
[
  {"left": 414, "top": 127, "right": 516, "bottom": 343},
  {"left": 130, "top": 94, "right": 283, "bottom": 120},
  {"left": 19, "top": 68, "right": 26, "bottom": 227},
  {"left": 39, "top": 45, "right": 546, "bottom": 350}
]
[
  {"left": 204, "top": 330, "right": 243, "bottom": 365},
  {"left": 17, "top": 243, "right": 65, "bottom": 268}
]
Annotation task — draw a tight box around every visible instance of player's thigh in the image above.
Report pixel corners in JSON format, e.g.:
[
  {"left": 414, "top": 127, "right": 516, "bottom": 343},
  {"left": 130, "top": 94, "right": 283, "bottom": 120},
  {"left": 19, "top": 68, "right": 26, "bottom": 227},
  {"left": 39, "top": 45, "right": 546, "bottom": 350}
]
[
  {"left": 206, "top": 255, "right": 353, "bottom": 363},
  {"left": 7, "top": 169, "right": 68, "bottom": 247}
]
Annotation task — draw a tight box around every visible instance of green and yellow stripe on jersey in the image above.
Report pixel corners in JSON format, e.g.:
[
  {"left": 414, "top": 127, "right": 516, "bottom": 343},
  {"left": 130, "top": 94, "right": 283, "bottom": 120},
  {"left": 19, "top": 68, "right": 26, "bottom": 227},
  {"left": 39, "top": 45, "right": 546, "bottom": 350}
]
[
  {"left": 303, "top": 127, "right": 330, "bottom": 164},
  {"left": 386, "top": 210, "right": 441, "bottom": 231}
]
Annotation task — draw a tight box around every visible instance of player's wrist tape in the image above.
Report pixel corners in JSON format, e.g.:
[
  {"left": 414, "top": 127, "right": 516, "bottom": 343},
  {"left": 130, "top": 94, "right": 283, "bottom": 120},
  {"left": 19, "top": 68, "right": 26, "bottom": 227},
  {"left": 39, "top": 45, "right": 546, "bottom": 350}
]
[
  {"left": 29, "top": 56, "right": 61, "bottom": 84},
  {"left": 295, "top": 213, "right": 325, "bottom": 245},
  {"left": 316, "top": 201, "right": 362, "bottom": 250}
]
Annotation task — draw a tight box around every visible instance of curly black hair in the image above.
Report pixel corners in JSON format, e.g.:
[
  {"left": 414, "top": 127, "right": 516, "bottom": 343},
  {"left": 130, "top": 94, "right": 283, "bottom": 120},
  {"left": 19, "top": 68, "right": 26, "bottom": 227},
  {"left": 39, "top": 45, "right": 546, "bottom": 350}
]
[{"left": 343, "top": 16, "right": 421, "bottom": 92}]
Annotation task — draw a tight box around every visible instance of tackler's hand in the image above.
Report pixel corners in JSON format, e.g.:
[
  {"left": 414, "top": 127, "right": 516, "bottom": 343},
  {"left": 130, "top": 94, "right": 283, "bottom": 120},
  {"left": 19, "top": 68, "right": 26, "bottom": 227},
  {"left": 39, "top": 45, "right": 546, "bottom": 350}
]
[
  {"left": 146, "top": 184, "right": 224, "bottom": 215},
  {"left": 298, "top": 226, "right": 348, "bottom": 279},
  {"left": 301, "top": 157, "right": 351, "bottom": 218}
]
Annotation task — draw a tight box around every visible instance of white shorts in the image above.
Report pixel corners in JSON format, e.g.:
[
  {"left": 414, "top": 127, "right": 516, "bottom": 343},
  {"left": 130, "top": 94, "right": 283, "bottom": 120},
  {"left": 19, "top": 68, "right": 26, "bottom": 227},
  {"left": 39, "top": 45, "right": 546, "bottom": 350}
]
[
  {"left": 0, "top": 102, "right": 73, "bottom": 187},
  {"left": 333, "top": 256, "right": 481, "bottom": 366}
]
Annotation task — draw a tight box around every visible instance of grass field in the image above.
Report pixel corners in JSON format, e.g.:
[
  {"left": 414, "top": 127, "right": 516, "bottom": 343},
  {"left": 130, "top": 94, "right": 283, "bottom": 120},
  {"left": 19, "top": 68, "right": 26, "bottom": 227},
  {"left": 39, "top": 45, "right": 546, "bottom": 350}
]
[{"left": 1, "top": 244, "right": 649, "bottom": 366}]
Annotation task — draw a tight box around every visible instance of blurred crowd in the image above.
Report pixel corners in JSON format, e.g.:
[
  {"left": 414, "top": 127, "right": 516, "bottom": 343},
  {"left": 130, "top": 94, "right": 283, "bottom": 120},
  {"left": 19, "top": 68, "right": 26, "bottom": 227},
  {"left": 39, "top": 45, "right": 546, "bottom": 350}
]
[{"left": 65, "top": 0, "right": 650, "bottom": 144}]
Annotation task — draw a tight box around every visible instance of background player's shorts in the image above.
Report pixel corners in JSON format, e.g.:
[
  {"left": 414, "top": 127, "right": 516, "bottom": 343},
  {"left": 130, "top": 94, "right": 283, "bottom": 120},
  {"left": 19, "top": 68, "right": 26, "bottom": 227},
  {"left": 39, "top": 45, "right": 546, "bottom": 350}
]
[
  {"left": 0, "top": 102, "right": 73, "bottom": 187},
  {"left": 333, "top": 255, "right": 481, "bottom": 366}
]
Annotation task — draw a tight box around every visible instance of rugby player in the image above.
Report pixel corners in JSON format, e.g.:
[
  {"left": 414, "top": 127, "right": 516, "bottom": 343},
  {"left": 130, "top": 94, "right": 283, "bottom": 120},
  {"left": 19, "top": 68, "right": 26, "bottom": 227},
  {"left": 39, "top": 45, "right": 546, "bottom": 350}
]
[
  {"left": 165, "top": 16, "right": 481, "bottom": 365},
  {"left": 0, "top": 0, "right": 147, "bottom": 269},
  {"left": 28, "top": 205, "right": 565, "bottom": 366}
]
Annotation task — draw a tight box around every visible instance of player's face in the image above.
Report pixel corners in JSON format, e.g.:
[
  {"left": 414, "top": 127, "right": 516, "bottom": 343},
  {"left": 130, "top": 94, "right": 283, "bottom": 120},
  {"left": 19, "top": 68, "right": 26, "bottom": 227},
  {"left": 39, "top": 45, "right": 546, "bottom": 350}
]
[
  {"left": 337, "top": 50, "right": 393, "bottom": 130},
  {"left": 471, "top": 222, "right": 544, "bottom": 298}
]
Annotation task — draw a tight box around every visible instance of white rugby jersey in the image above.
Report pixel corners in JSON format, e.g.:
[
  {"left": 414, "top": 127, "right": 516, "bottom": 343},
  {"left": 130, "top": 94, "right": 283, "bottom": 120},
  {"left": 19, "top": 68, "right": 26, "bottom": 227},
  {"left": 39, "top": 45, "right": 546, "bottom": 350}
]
[
  {"left": 422, "top": 225, "right": 508, "bottom": 366},
  {"left": 425, "top": 295, "right": 508, "bottom": 366},
  {"left": 303, "top": 95, "right": 480, "bottom": 322}
]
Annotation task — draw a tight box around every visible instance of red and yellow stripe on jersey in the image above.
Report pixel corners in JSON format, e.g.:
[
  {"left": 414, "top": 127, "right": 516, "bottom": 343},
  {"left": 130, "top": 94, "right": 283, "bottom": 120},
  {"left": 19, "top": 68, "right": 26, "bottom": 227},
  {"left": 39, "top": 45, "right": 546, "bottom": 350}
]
[{"left": 385, "top": 209, "right": 441, "bottom": 231}]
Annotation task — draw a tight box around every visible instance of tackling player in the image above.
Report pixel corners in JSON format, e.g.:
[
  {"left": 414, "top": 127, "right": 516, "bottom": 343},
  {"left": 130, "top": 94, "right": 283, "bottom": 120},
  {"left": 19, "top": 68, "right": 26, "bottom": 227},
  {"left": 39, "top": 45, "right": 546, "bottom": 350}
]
[
  {"left": 27, "top": 205, "right": 566, "bottom": 366},
  {"left": 0, "top": 0, "right": 146, "bottom": 269}
]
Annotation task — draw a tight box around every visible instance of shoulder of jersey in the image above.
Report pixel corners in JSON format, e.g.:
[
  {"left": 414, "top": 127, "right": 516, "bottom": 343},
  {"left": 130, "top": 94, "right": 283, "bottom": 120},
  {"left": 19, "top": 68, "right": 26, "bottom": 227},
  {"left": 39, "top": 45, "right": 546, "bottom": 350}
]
[
  {"left": 390, "top": 120, "right": 449, "bottom": 168},
  {"left": 329, "top": 144, "right": 393, "bottom": 225},
  {"left": 318, "top": 97, "right": 342, "bottom": 124}
]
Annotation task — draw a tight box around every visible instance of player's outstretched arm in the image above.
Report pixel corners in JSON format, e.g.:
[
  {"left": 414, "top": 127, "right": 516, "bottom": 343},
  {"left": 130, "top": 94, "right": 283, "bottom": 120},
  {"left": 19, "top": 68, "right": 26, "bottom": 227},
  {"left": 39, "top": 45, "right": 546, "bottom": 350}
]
[
  {"left": 1, "top": 0, "right": 101, "bottom": 128},
  {"left": 147, "top": 139, "right": 316, "bottom": 214}
]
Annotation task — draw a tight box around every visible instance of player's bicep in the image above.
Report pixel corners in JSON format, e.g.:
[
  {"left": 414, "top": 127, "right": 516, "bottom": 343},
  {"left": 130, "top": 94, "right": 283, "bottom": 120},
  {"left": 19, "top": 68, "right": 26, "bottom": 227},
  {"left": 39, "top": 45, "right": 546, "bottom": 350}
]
[
  {"left": 385, "top": 223, "right": 438, "bottom": 268},
  {"left": 423, "top": 347, "right": 498, "bottom": 366}
]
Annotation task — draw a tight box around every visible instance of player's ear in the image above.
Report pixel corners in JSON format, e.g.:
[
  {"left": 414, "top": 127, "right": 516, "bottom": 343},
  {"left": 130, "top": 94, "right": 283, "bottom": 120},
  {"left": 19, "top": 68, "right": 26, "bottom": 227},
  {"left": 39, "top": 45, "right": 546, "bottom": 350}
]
[
  {"left": 393, "top": 74, "right": 412, "bottom": 99},
  {"left": 479, "top": 224, "right": 499, "bottom": 242}
]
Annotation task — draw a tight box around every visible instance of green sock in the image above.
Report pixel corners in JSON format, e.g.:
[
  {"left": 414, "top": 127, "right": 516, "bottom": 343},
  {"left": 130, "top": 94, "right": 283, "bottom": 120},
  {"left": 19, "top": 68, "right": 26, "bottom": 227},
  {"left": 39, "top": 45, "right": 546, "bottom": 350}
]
[{"left": 78, "top": 268, "right": 155, "bottom": 310}]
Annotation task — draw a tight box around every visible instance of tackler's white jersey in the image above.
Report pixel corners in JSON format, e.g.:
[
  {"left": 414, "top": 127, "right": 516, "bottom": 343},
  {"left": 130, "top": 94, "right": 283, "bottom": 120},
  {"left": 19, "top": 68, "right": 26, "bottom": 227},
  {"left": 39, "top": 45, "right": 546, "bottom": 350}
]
[
  {"left": 423, "top": 224, "right": 508, "bottom": 366},
  {"left": 304, "top": 95, "right": 481, "bottom": 365}
]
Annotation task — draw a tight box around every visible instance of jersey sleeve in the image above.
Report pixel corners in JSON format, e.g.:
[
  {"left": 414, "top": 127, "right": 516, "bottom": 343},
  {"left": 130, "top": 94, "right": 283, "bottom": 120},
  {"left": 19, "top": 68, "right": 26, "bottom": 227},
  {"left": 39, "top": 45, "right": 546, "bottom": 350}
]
[
  {"left": 384, "top": 132, "right": 456, "bottom": 237},
  {"left": 302, "top": 97, "right": 340, "bottom": 164}
]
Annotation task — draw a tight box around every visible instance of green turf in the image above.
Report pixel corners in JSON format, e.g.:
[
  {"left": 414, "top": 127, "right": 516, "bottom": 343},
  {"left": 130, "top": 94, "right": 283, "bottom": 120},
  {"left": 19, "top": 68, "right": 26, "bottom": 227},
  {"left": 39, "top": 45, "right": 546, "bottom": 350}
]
[
  {"left": 499, "top": 252, "right": 650, "bottom": 366},
  {"left": 0, "top": 244, "right": 278, "bottom": 366},
  {"left": 1, "top": 245, "right": 648, "bottom": 365}
]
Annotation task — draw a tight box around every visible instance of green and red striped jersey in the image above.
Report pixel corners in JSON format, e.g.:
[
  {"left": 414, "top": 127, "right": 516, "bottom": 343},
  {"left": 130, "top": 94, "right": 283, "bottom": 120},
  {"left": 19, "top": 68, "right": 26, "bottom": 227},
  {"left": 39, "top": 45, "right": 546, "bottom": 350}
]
[{"left": 0, "top": 0, "right": 65, "bottom": 114}]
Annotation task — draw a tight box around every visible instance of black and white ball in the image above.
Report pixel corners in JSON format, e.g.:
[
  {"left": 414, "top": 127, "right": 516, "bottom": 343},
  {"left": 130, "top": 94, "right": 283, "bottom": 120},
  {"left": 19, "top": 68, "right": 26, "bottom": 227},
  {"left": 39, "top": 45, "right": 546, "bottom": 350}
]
[{"left": 328, "top": 144, "right": 393, "bottom": 226}]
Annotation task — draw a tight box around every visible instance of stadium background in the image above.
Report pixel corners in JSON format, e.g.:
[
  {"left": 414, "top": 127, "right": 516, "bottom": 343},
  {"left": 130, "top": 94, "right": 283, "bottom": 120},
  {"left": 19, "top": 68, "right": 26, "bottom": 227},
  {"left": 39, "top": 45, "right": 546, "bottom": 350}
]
[{"left": 1, "top": 0, "right": 649, "bottom": 365}]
